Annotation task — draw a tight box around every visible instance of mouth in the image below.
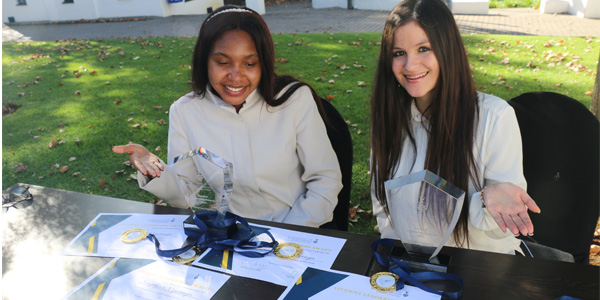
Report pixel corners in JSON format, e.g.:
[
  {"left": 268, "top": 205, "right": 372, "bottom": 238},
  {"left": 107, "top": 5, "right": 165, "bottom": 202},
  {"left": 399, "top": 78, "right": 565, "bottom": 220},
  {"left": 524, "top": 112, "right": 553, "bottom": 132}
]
[
  {"left": 405, "top": 72, "right": 428, "bottom": 81},
  {"left": 223, "top": 85, "right": 246, "bottom": 96}
]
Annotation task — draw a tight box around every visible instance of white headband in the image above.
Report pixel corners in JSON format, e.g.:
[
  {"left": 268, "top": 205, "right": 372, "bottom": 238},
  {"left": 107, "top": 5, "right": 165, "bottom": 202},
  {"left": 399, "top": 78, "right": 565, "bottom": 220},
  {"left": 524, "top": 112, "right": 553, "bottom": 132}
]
[{"left": 206, "top": 8, "right": 253, "bottom": 23}]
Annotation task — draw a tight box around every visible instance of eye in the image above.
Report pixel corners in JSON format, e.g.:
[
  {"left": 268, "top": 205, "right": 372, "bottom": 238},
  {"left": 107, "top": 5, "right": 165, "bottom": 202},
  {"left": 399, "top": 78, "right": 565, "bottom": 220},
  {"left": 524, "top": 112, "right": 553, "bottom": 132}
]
[
  {"left": 393, "top": 50, "right": 405, "bottom": 57},
  {"left": 418, "top": 46, "right": 431, "bottom": 53}
]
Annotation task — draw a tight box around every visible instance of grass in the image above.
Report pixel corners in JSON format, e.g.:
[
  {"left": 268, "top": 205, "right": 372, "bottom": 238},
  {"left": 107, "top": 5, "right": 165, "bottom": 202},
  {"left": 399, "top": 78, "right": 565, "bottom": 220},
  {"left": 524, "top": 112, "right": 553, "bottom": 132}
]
[
  {"left": 3, "top": 33, "right": 599, "bottom": 237},
  {"left": 489, "top": 0, "right": 540, "bottom": 8}
]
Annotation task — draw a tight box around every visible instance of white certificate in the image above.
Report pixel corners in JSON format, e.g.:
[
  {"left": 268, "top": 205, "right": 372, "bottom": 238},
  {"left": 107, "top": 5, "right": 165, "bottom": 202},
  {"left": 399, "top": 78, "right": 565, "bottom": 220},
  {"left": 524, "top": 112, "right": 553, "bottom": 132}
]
[
  {"left": 62, "top": 257, "right": 230, "bottom": 300},
  {"left": 62, "top": 213, "right": 190, "bottom": 259},
  {"left": 278, "top": 267, "right": 440, "bottom": 300},
  {"left": 192, "top": 223, "right": 346, "bottom": 286}
]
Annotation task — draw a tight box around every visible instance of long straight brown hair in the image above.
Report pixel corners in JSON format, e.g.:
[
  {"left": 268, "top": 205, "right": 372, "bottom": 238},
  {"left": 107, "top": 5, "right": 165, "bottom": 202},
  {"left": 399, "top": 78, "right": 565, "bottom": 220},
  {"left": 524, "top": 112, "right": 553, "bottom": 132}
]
[{"left": 370, "top": 0, "right": 481, "bottom": 247}]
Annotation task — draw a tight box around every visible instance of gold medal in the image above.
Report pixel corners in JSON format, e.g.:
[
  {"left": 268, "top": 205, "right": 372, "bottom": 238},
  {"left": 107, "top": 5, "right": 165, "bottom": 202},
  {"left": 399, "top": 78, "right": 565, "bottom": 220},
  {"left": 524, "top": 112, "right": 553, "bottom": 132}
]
[
  {"left": 274, "top": 243, "right": 302, "bottom": 260},
  {"left": 370, "top": 272, "right": 399, "bottom": 293},
  {"left": 172, "top": 247, "right": 202, "bottom": 264},
  {"left": 120, "top": 228, "right": 149, "bottom": 243}
]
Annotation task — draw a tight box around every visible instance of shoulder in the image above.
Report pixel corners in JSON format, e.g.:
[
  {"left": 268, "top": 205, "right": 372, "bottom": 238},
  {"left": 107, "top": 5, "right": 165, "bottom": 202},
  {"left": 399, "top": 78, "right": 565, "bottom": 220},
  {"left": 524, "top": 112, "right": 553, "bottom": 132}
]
[
  {"left": 171, "top": 91, "right": 199, "bottom": 107},
  {"left": 275, "top": 83, "right": 316, "bottom": 110},
  {"left": 477, "top": 92, "right": 514, "bottom": 119}
]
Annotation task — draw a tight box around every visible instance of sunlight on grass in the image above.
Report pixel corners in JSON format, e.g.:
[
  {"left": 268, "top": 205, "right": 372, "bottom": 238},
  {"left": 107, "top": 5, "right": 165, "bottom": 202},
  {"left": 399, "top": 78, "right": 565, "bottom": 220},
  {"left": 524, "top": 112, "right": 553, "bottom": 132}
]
[{"left": 3, "top": 33, "right": 598, "bottom": 236}]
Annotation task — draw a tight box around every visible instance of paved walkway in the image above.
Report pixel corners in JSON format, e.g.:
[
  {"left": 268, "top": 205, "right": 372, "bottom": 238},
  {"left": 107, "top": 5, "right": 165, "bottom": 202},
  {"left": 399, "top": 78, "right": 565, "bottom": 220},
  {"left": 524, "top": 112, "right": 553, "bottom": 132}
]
[{"left": 3, "top": 1, "right": 600, "bottom": 42}]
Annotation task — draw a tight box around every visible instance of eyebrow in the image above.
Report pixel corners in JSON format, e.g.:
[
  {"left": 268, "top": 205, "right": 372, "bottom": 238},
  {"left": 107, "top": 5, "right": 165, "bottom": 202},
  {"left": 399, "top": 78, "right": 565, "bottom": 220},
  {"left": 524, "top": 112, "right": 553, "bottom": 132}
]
[
  {"left": 393, "top": 40, "right": 430, "bottom": 49},
  {"left": 211, "top": 52, "right": 259, "bottom": 59}
]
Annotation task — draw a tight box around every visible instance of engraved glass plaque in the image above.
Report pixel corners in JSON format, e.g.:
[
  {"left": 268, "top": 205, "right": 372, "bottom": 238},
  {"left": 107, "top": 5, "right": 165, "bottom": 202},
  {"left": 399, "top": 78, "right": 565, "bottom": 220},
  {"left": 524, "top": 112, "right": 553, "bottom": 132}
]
[
  {"left": 384, "top": 170, "right": 465, "bottom": 271},
  {"left": 173, "top": 147, "right": 233, "bottom": 221}
]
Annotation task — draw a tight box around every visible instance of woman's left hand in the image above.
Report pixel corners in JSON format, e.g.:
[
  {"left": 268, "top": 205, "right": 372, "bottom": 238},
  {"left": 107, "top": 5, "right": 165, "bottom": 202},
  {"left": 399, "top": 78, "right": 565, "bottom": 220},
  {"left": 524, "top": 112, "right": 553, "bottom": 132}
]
[{"left": 482, "top": 182, "right": 541, "bottom": 236}]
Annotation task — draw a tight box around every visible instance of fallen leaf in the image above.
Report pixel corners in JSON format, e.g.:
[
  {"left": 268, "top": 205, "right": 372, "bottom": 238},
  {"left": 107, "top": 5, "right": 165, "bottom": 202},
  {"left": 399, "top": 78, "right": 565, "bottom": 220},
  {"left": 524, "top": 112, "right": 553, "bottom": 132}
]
[
  {"left": 59, "top": 166, "right": 69, "bottom": 173},
  {"left": 98, "top": 179, "right": 106, "bottom": 186},
  {"left": 325, "top": 94, "right": 335, "bottom": 100},
  {"left": 74, "top": 91, "right": 81, "bottom": 95},
  {"left": 155, "top": 146, "right": 162, "bottom": 152},
  {"left": 72, "top": 172, "right": 80, "bottom": 176},
  {"left": 357, "top": 81, "right": 367, "bottom": 87},
  {"left": 48, "top": 142, "right": 57, "bottom": 148},
  {"left": 69, "top": 157, "right": 77, "bottom": 161},
  {"left": 14, "top": 163, "right": 28, "bottom": 173}
]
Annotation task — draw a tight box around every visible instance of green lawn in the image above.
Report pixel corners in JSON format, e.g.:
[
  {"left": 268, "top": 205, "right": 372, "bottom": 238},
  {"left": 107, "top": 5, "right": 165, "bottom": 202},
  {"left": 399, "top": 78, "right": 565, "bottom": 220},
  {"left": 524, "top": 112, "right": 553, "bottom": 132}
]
[{"left": 3, "top": 33, "right": 598, "bottom": 236}]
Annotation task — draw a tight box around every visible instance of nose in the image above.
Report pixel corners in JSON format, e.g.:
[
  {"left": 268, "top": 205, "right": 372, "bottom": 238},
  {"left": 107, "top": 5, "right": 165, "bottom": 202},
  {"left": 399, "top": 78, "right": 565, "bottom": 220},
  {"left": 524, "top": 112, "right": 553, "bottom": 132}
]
[
  {"left": 227, "top": 64, "right": 242, "bottom": 79},
  {"left": 403, "top": 54, "right": 418, "bottom": 71}
]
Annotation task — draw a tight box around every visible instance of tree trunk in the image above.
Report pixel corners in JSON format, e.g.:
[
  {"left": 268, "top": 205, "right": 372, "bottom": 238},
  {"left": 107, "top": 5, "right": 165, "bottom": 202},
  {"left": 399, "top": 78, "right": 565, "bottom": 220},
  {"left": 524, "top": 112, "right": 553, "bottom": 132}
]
[{"left": 591, "top": 51, "right": 600, "bottom": 119}]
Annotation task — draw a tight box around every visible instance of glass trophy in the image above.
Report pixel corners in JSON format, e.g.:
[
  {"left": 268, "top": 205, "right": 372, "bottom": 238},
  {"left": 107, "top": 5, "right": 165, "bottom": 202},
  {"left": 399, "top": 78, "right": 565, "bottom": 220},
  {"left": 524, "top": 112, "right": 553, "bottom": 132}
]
[
  {"left": 172, "top": 146, "right": 233, "bottom": 221},
  {"left": 383, "top": 170, "right": 465, "bottom": 272}
]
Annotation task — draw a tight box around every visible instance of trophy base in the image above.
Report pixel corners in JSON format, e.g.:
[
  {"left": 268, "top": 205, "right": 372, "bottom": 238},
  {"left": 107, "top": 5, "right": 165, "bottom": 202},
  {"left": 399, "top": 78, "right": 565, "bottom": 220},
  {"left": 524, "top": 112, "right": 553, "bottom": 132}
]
[
  {"left": 391, "top": 248, "right": 451, "bottom": 273},
  {"left": 367, "top": 242, "right": 451, "bottom": 275}
]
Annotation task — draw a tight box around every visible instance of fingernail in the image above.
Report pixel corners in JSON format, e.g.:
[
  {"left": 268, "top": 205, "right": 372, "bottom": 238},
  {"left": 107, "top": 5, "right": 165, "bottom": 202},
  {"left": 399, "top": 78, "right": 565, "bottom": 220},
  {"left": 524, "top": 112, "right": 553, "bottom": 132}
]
[{"left": 528, "top": 233, "right": 534, "bottom": 236}]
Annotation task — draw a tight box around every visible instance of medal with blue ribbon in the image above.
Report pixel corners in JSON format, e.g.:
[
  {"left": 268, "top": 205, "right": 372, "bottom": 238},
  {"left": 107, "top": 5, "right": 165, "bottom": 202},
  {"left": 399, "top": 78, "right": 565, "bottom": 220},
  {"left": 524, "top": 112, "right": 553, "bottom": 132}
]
[
  {"left": 121, "top": 211, "right": 279, "bottom": 261},
  {"left": 371, "top": 239, "right": 464, "bottom": 299}
]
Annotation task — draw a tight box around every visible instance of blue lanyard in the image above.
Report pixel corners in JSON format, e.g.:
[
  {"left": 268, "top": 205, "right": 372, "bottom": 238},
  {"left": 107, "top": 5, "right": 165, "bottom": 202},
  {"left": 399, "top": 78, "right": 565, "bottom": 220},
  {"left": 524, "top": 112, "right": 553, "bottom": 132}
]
[
  {"left": 147, "top": 211, "right": 279, "bottom": 259},
  {"left": 371, "top": 239, "right": 464, "bottom": 299}
]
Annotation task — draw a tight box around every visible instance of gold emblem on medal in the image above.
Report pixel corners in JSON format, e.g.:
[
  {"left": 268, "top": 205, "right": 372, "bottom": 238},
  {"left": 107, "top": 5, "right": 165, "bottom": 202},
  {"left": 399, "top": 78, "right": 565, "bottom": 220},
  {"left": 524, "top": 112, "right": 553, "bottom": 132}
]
[
  {"left": 370, "top": 272, "right": 399, "bottom": 293},
  {"left": 274, "top": 243, "right": 303, "bottom": 260},
  {"left": 120, "top": 228, "right": 149, "bottom": 243}
]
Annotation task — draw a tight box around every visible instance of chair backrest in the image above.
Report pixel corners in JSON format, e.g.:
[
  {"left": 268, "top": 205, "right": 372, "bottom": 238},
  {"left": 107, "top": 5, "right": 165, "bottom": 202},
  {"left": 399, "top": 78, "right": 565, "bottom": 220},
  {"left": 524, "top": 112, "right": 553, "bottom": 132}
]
[
  {"left": 319, "top": 98, "right": 353, "bottom": 231},
  {"left": 508, "top": 92, "right": 599, "bottom": 264}
]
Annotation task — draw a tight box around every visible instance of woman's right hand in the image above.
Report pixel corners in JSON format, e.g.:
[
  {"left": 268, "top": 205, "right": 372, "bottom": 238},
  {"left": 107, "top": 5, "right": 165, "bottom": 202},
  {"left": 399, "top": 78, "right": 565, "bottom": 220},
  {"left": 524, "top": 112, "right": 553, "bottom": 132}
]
[{"left": 112, "top": 144, "right": 164, "bottom": 177}]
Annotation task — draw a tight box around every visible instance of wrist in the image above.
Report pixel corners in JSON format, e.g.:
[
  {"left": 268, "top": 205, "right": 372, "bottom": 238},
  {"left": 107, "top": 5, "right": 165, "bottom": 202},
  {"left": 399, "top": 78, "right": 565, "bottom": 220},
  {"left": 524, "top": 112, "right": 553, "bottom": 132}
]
[{"left": 480, "top": 186, "right": 487, "bottom": 208}]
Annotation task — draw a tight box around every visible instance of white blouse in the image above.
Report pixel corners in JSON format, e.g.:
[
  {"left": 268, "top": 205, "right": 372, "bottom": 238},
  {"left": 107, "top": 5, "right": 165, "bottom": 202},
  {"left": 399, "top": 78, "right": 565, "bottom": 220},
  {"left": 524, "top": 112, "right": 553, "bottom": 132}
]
[
  {"left": 372, "top": 92, "right": 525, "bottom": 254},
  {"left": 138, "top": 84, "right": 342, "bottom": 228}
]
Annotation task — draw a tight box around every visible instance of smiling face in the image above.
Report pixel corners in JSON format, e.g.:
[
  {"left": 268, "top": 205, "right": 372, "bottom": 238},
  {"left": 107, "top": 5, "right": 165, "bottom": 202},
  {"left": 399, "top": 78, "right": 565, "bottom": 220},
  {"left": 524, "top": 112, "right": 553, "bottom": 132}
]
[
  {"left": 392, "top": 21, "right": 440, "bottom": 112},
  {"left": 208, "top": 29, "right": 261, "bottom": 106}
]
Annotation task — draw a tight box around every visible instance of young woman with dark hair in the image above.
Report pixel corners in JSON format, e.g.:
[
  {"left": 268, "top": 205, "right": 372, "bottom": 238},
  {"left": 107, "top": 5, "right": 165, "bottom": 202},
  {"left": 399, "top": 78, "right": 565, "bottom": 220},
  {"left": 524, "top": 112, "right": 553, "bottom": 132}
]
[
  {"left": 113, "top": 5, "right": 342, "bottom": 228},
  {"left": 370, "top": 0, "right": 540, "bottom": 255}
]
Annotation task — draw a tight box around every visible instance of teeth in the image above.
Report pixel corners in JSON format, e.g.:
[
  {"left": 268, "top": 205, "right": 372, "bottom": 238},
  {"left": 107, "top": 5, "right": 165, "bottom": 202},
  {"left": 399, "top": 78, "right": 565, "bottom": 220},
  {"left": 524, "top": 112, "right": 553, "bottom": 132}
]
[
  {"left": 406, "top": 72, "right": 428, "bottom": 79},
  {"left": 226, "top": 86, "right": 243, "bottom": 92}
]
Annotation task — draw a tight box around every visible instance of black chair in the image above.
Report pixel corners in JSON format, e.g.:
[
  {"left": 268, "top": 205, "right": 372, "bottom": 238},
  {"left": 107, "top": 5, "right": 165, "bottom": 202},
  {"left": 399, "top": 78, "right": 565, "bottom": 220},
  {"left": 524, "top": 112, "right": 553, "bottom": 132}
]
[
  {"left": 318, "top": 98, "right": 353, "bottom": 231},
  {"left": 508, "top": 92, "right": 599, "bottom": 264}
]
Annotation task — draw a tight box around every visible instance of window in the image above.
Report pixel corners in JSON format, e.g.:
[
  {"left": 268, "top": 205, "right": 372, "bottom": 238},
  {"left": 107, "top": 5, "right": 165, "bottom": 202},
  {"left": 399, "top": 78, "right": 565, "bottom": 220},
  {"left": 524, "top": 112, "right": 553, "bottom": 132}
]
[
  {"left": 17, "top": 0, "right": 27, "bottom": 6},
  {"left": 63, "top": 0, "right": 74, "bottom": 3}
]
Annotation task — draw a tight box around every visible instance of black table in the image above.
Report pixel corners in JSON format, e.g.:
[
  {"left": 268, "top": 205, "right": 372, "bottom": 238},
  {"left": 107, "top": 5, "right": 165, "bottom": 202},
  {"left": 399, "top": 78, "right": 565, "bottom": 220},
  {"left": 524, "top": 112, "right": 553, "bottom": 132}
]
[{"left": 2, "top": 184, "right": 598, "bottom": 299}]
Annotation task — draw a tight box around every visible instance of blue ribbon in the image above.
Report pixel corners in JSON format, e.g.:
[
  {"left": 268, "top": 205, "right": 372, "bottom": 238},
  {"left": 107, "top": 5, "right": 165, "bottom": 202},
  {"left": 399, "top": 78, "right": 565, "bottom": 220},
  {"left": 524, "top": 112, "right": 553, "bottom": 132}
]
[
  {"left": 371, "top": 239, "right": 463, "bottom": 299},
  {"left": 146, "top": 211, "right": 279, "bottom": 259}
]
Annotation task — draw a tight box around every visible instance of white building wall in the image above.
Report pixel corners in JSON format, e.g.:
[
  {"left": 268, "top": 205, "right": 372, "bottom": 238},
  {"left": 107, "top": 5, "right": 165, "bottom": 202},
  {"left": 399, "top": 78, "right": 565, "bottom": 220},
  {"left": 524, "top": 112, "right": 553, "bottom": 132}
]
[
  {"left": 312, "top": 0, "right": 347, "bottom": 9},
  {"left": 2, "top": 0, "right": 228, "bottom": 23},
  {"left": 353, "top": 0, "right": 400, "bottom": 10},
  {"left": 47, "top": 0, "right": 97, "bottom": 22},
  {"left": 3, "top": 0, "right": 50, "bottom": 23},
  {"left": 95, "top": 0, "right": 166, "bottom": 18},
  {"left": 570, "top": 0, "right": 600, "bottom": 18},
  {"left": 166, "top": 0, "right": 224, "bottom": 16}
]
